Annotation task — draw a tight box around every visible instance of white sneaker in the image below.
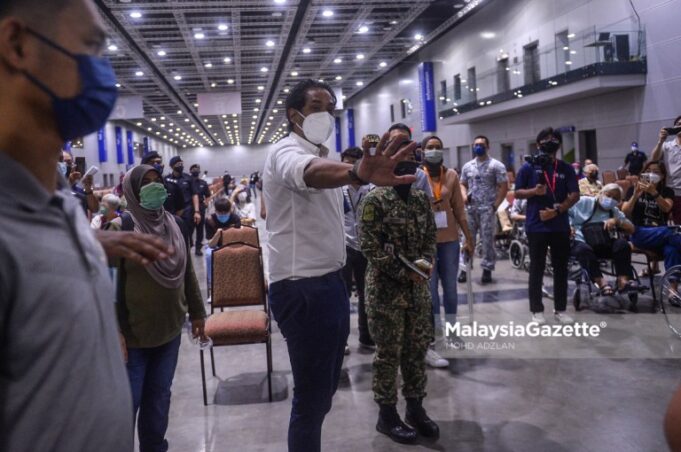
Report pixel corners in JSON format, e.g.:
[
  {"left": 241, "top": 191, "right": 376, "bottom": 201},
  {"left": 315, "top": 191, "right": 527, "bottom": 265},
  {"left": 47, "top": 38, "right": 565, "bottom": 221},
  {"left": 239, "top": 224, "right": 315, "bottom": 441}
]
[
  {"left": 344, "top": 345, "right": 350, "bottom": 355},
  {"left": 530, "top": 312, "right": 546, "bottom": 325},
  {"left": 426, "top": 349, "right": 448, "bottom": 368},
  {"left": 554, "top": 311, "right": 574, "bottom": 324}
]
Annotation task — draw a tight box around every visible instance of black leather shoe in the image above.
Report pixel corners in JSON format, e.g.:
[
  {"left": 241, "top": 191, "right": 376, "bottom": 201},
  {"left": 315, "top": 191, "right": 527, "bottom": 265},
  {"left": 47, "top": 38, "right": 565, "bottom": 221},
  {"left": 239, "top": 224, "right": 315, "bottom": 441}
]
[
  {"left": 195, "top": 250, "right": 204, "bottom": 257},
  {"left": 457, "top": 271, "right": 467, "bottom": 283},
  {"left": 405, "top": 398, "right": 440, "bottom": 439},
  {"left": 481, "top": 269, "right": 492, "bottom": 284},
  {"left": 376, "top": 404, "right": 417, "bottom": 444}
]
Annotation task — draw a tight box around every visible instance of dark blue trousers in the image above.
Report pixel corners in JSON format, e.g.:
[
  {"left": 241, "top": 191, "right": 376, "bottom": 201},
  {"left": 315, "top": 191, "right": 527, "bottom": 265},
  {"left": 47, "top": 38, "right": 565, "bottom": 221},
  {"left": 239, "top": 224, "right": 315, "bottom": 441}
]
[
  {"left": 126, "top": 334, "right": 181, "bottom": 452},
  {"left": 632, "top": 227, "right": 681, "bottom": 271},
  {"left": 269, "top": 270, "right": 350, "bottom": 452}
]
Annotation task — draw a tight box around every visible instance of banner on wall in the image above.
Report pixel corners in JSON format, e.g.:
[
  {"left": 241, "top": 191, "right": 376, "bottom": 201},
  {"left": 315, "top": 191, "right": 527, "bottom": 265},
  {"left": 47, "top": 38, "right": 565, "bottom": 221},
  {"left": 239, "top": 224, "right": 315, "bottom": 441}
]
[
  {"left": 335, "top": 116, "right": 342, "bottom": 153},
  {"left": 197, "top": 92, "right": 243, "bottom": 116},
  {"left": 126, "top": 130, "right": 135, "bottom": 165},
  {"left": 335, "top": 88, "right": 344, "bottom": 111},
  {"left": 346, "top": 109, "right": 355, "bottom": 148},
  {"left": 115, "top": 127, "right": 124, "bottom": 164},
  {"left": 418, "top": 62, "right": 437, "bottom": 133},
  {"left": 143, "top": 137, "right": 150, "bottom": 154},
  {"left": 109, "top": 96, "right": 144, "bottom": 120},
  {"left": 97, "top": 128, "right": 107, "bottom": 163}
]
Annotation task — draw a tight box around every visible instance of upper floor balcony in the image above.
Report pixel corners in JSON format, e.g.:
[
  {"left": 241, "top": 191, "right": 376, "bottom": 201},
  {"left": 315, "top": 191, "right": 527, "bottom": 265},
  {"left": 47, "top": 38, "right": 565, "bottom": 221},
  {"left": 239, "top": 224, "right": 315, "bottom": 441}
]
[{"left": 438, "top": 27, "right": 647, "bottom": 124}]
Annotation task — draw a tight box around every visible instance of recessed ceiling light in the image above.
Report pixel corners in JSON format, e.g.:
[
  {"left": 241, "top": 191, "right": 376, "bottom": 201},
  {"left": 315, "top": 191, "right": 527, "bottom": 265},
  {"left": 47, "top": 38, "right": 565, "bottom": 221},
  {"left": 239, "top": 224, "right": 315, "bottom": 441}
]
[
  {"left": 302, "top": 47, "right": 311, "bottom": 54},
  {"left": 194, "top": 32, "right": 206, "bottom": 40},
  {"left": 130, "top": 11, "right": 142, "bottom": 19},
  {"left": 266, "top": 40, "right": 275, "bottom": 47},
  {"left": 333, "top": 58, "right": 342, "bottom": 64},
  {"left": 390, "top": 20, "right": 398, "bottom": 25},
  {"left": 379, "top": 61, "right": 387, "bottom": 68},
  {"left": 115, "top": 83, "right": 121, "bottom": 88},
  {"left": 414, "top": 33, "right": 424, "bottom": 40},
  {"left": 291, "top": 71, "right": 298, "bottom": 76},
  {"left": 218, "top": 24, "right": 228, "bottom": 31},
  {"left": 157, "top": 50, "right": 166, "bottom": 57},
  {"left": 257, "top": 86, "right": 265, "bottom": 91},
  {"left": 481, "top": 31, "right": 496, "bottom": 39},
  {"left": 211, "top": 82, "right": 217, "bottom": 87},
  {"left": 356, "top": 81, "right": 364, "bottom": 86},
  {"left": 223, "top": 57, "right": 232, "bottom": 64},
  {"left": 204, "top": 62, "right": 213, "bottom": 68},
  {"left": 136, "top": 122, "right": 142, "bottom": 126},
  {"left": 260, "top": 67, "right": 269, "bottom": 72},
  {"left": 335, "top": 75, "right": 342, "bottom": 80},
  {"left": 274, "top": 0, "right": 286, "bottom": 3},
  {"left": 273, "top": 109, "right": 278, "bottom": 113},
  {"left": 322, "top": 9, "right": 334, "bottom": 17},
  {"left": 135, "top": 71, "right": 144, "bottom": 77},
  {"left": 108, "top": 44, "right": 118, "bottom": 52},
  {"left": 174, "top": 75, "right": 182, "bottom": 81},
  {"left": 356, "top": 53, "right": 365, "bottom": 60},
  {"left": 277, "top": 100, "right": 283, "bottom": 104},
  {"left": 284, "top": 88, "right": 290, "bottom": 93},
  {"left": 227, "top": 79, "right": 235, "bottom": 84},
  {"left": 232, "top": 114, "right": 237, "bottom": 117},
  {"left": 255, "top": 99, "right": 262, "bottom": 104},
  {"left": 358, "top": 25, "right": 369, "bottom": 34}
]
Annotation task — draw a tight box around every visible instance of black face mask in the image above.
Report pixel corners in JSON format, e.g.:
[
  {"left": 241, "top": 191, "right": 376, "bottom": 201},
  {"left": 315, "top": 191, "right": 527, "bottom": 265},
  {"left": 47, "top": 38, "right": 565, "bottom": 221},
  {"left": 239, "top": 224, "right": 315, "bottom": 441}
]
[
  {"left": 393, "top": 161, "right": 419, "bottom": 202},
  {"left": 191, "top": 171, "right": 200, "bottom": 178},
  {"left": 540, "top": 140, "right": 561, "bottom": 154},
  {"left": 173, "top": 165, "right": 184, "bottom": 174}
]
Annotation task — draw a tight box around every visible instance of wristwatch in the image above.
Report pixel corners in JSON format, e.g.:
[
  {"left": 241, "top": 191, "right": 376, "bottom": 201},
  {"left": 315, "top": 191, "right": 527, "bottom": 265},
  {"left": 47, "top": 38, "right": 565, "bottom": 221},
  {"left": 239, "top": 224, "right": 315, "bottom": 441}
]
[{"left": 348, "top": 160, "right": 369, "bottom": 186}]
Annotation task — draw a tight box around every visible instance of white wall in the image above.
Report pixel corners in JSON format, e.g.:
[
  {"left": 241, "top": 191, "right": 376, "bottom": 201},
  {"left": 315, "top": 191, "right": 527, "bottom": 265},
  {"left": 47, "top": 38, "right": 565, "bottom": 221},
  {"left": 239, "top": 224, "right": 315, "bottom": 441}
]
[
  {"left": 343, "top": 0, "right": 681, "bottom": 172},
  {"left": 71, "top": 121, "right": 179, "bottom": 187}
]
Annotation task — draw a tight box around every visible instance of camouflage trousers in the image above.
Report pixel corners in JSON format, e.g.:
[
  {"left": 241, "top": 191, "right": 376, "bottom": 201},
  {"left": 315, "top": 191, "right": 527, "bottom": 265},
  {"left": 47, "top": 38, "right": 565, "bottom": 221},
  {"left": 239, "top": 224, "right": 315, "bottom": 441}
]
[
  {"left": 367, "top": 295, "right": 433, "bottom": 405},
  {"left": 462, "top": 205, "right": 497, "bottom": 271}
]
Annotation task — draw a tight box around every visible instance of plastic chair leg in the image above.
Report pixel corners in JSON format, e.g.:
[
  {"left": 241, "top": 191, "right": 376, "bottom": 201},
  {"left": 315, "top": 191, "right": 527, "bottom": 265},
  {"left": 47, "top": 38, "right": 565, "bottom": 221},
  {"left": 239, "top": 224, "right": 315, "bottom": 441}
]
[
  {"left": 210, "top": 347, "right": 216, "bottom": 377},
  {"left": 200, "top": 349, "right": 208, "bottom": 406},
  {"left": 266, "top": 338, "right": 273, "bottom": 402}
]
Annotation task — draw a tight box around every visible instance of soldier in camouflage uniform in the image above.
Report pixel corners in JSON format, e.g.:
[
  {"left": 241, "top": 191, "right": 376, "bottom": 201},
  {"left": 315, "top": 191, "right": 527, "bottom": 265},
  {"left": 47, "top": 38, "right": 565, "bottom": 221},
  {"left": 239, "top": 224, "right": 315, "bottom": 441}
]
[{"left": 359, "top": 160, "right": 440, "bottom": 444}]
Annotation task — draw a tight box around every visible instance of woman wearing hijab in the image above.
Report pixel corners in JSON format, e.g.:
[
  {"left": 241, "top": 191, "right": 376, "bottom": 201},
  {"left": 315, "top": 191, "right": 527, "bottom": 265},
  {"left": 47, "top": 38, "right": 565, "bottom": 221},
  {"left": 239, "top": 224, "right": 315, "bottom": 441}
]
[{"left": 113, "top": 165, "right": 206, "bottom": 451}]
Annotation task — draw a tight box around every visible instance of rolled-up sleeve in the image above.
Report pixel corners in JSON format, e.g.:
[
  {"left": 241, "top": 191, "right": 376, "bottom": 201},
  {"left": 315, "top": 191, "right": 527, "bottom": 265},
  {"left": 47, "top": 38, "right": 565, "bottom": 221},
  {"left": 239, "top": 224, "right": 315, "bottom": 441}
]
[{"left": 271, "top": 144, "right": 319, "bottom": 193}]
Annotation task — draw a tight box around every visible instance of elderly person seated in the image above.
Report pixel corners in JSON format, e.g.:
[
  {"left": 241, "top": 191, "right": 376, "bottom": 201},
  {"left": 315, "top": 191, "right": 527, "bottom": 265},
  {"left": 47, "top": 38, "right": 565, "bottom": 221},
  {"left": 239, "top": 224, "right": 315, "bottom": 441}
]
[
  {"left": 91, "top": 194, "right": 121, "bottom": 230},
  {"left": 578, "top": 164, "right": 603, "bottom": 197},
  {"left": 570, "top": 183, "right": 638, "bottom": 308}
]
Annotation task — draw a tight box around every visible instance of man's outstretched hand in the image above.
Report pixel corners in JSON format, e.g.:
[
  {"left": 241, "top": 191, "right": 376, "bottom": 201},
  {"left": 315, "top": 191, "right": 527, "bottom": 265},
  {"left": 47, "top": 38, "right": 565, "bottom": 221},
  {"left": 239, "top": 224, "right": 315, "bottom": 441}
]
[
  {"left": 357, "top": 133, "right": 418, "bottom": 187},
  {"left": 95, "top": 230, "right": 174, "bottom": 266}
]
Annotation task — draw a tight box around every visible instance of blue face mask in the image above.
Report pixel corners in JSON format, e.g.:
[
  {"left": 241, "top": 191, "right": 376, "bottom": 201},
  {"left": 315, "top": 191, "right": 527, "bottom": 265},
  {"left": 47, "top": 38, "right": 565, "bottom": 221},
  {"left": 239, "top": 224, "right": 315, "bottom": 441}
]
[
  {"left": 473, "top": 144, "right": 486, "bottom": 157},
  {"left": 216, "top": 214, "right": 231, "bottom": 224},
  {"left": 22, "top": 29, "right": 118, "bottom": 142},
  {"left": 57, "top": 161, "right": 67, "bottom": 176},
  {"left": 599, "top": 196, "right": 617, "bottom": 211}
]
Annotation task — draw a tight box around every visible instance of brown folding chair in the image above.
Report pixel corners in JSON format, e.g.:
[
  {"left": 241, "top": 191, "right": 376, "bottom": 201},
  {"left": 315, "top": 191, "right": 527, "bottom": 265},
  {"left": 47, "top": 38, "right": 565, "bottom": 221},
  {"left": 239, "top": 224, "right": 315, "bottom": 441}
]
[
  {"left": 202, "top": 241, "right": 272, "bottom": 405},
  {"left": 616, "top": 168, "right": 629, "bottom": 180},
  {"left": 602, "top": 170, "right": 616, "bottom": 185},
  {"left": 616, "top": 179, "right": 631, "bottom": 194}
]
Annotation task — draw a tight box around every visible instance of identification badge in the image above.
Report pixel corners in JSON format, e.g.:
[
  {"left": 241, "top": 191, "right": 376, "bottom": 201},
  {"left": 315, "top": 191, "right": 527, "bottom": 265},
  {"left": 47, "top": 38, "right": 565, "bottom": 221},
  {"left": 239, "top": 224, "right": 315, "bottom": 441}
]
[
  {"left": 384, "top": 243, "right": 395, "bottom": 255},
  {"left": 434, "top": 211, "right": 448, "bottom": 229}
]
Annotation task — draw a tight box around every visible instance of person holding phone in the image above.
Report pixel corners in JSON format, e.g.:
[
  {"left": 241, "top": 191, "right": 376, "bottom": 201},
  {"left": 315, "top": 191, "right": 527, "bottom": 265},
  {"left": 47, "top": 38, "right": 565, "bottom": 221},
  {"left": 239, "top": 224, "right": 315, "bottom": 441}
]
[
  {"left": 651, "top": 115, "right": 681, "bottom": 224},
  {"left": 359, "top": 158, "right": 439, "bottom": 445},
  {"left": 514, "top": 127, "right": 580, "bottom": 324}
]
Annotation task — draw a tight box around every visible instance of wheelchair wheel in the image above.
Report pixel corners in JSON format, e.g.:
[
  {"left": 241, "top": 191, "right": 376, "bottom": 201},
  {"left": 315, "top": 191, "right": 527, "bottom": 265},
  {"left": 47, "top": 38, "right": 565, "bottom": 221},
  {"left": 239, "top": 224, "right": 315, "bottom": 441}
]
[
  {"left": 658, "top": 265, "right": 681, "bottom": 339},
  {"left": 510, "top": 240, "right": 524, "bottom": 269}
]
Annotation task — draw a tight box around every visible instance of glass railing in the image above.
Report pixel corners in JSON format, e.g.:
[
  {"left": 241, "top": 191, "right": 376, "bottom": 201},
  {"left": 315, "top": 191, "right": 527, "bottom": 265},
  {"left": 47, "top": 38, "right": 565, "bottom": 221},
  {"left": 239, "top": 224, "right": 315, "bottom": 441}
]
[{"left": 438, "top": 26, "right": 646, "bottom": 115}]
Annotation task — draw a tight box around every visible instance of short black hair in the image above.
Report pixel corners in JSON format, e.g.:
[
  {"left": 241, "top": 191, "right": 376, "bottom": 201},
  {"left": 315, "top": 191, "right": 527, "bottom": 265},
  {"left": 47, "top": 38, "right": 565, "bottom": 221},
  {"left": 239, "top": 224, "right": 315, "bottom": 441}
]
[
  {"left": 389, "top": 123, "right": 412, "bottom": 139},
  {"left": 190, "top": 164, "right": 200, "bottom": 171},
  {"left": 341, "top": 147, "right": 363, "bottom": 161},
  {"left": 473, "top": 135, "right": 490, "bottom": 146},
  {"left": 422, "top": 135, "right": 444, "bottom": 149},
  {"left": 214, "top": 197, "right": 232, "bottom": 213},
  {"left": 674, "top": 115, "right": 681, "bottom": 126},
  {"left": 141, "top": 152, "right": 162, "bottom": 165},
  {"left": 536, "top": 127, "right": 562, "bottom": 144},
  {"left": 285, "top": 79, "right": 337, "bottom": 130}
]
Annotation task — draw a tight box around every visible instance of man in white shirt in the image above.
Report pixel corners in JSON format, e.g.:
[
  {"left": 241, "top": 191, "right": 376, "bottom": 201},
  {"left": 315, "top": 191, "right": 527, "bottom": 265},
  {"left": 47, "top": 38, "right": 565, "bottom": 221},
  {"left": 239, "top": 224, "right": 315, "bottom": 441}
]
[
  {"left": 263, "top": 79, "right": 417, "bottom": 452},
  {"left": 651, "top": 115, "right": 681, "bottom": 224}
]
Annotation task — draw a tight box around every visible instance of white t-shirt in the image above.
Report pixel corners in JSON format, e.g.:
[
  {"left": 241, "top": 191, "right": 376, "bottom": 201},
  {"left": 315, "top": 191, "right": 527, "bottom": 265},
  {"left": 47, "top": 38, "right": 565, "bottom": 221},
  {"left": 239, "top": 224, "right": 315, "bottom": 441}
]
[
  {"left": 663, "top": 139, "right": 681, "bottom": 194},
  {"left": 263, "top": 133, "right": 345, "bottom": 283}
]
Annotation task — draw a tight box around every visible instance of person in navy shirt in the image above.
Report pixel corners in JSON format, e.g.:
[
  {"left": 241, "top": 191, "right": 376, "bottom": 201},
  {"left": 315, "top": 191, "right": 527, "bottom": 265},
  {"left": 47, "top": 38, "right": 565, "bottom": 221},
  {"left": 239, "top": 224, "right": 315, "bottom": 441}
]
[{"left": 514, "top": 127, "right": 580, "bottom": 324}]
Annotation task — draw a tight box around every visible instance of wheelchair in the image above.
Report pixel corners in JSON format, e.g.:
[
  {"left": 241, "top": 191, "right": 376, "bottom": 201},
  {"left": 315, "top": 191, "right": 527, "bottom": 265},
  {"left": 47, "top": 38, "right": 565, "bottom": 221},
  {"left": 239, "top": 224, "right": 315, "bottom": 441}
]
[
  {"left": 570, "top": 242, "right": 648, "bottom": 314},
  {"left": 509, "top": 224, "right": 529, "bottom": 271}
]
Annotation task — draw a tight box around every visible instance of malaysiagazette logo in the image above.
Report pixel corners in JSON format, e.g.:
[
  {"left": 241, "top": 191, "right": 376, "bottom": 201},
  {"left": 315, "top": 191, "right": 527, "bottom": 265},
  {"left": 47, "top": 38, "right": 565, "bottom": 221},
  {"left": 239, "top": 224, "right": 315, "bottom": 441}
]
[{"left": 447, "top": 320, "right": 606, "bottom": 341}]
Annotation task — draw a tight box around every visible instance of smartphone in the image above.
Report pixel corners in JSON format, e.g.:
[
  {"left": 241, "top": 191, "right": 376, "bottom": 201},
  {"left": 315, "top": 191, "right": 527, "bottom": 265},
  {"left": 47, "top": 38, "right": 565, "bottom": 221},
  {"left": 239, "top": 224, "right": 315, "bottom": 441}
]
[
  {"left": 82, "top": 165, "right": 99, "bottom": 179},
  {"left": 414, "top": 259, "right": 432, "bottom": 272},
  {"left": 365, "top": 134, "right": 380, "bottom": 147},
  {"left": 664, "top": 127, "right": 681, "bottom": 136}
]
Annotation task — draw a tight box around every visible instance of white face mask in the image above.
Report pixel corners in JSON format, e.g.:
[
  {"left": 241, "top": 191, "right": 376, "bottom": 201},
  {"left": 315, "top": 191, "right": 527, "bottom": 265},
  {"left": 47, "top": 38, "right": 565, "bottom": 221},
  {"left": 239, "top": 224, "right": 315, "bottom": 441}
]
[
  {"left": 424, "top": 149, "right": 443, "bottom": 164},
  {"left": 295, "top": 110, "right": 335, "bottom": 145}
]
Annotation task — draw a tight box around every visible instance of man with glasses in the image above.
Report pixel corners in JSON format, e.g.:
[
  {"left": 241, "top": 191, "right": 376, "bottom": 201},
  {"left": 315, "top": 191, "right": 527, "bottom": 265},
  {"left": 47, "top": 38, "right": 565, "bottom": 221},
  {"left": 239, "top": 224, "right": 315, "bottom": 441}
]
[{"left": 652, "top": 115, "right": 681, "bottom": 224}]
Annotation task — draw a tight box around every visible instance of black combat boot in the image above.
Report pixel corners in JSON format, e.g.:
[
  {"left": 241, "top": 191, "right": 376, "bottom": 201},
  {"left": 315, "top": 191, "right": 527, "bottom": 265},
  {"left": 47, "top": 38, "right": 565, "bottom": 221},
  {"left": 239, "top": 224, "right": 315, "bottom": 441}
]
[
  {"left": 376, "top": 404, "right": 417, "bottom": 444},
  {"left": 481, "top": 269, "right": 492, "bottom": 284},
  {"left": 405, "top": 398, "right": 440, "bottom": 439},
  {"left": 457, "top": 271, "right": 467, "bottom": 283}
]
